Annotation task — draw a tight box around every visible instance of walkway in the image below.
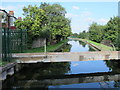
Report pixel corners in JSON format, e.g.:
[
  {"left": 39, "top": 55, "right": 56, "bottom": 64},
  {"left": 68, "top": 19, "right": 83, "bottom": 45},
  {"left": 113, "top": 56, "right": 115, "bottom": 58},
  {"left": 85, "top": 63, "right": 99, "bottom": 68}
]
[{"left": 13, "top": 51, "right": 120, "bottom": 63}]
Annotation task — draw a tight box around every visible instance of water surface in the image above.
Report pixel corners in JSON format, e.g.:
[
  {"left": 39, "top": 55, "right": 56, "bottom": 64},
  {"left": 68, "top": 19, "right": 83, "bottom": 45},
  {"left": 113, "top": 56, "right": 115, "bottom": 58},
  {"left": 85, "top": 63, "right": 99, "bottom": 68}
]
[{"left": 2, "top": 40, "right": 120, "bottom": 89}]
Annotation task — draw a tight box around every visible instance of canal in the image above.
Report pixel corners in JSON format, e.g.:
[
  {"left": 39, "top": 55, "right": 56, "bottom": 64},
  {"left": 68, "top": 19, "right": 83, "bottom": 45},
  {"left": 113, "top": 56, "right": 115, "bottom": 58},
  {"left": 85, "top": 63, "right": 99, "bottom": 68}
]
[{"left": 2, "top": 40, "right": 120, "bottom": 89}]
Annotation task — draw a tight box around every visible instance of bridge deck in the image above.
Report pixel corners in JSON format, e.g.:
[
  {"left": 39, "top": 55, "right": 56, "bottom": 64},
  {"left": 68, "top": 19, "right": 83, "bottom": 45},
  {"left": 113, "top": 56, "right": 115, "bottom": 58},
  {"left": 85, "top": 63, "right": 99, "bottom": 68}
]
[{"left": 12, "top": 51, "right": 120, "bottom": 63}]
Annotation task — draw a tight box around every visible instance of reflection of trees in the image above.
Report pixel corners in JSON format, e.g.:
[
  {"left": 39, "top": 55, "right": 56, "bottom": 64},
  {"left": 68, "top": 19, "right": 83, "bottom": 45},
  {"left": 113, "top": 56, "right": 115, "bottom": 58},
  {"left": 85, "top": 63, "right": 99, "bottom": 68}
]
[
  {"left": 88, "top": 45, "right": 96, "bottom": 51},
  {"left": 56, "top": 43, "right": 72, "bottom": 52},
  {"left": 2, "top": 62, "right": 71, "bottom": 89},
  {"left": 114, "top": 80, "right": 120, "bottom": 88},
  {"left": 105, "top": 60, "right": 120, "bottom": 73},
  {"left": 17, "top": 62, "right": 71, "bottom": 79},
  {"left": 103, "top": 60, "right": 120, "bottom": 88},
  {"left": 79, "top": 41, "right": 86, "bottom": 47}
]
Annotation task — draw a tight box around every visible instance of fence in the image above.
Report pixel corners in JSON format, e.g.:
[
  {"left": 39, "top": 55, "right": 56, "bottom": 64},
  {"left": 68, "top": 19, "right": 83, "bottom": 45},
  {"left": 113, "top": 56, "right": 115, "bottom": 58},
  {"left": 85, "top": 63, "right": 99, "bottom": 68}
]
[{"left": 2, "top": 28, "right": 27, "bottom": 61}]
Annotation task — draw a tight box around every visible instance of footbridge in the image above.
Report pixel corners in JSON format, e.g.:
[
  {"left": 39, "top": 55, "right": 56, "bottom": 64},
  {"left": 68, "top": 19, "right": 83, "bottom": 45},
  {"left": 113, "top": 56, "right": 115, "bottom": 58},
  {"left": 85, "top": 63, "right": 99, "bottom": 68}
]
[{"left": 13, "top": 51, "right": 120, "bottom": 63}]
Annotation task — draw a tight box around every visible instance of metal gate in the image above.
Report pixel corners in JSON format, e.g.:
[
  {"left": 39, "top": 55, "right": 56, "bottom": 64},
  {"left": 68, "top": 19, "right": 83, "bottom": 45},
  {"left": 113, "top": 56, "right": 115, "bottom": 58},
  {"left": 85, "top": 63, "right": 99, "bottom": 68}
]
[{"left": 2, "top": 28, "right": 27, "bottom": 61}]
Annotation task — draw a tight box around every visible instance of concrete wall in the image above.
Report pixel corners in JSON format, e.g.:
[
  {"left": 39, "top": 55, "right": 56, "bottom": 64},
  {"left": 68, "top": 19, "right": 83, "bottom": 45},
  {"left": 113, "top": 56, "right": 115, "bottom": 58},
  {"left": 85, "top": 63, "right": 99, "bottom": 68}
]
[{"left": 32, "top": 38, "right": 45, "bottom": 48}]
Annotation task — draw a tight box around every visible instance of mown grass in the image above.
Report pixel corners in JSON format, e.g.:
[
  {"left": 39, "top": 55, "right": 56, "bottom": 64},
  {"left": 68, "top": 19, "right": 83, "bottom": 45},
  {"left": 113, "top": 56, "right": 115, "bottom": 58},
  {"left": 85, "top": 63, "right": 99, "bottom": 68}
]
[
  {"left": 0, "top": 61, "right": 9, "bottom": 67},
  {"left": 23, "top": 39, "right": 69, "bottom": 53},
  {"left": 82, "top": 39, "right": 113, "bottom": 51}
]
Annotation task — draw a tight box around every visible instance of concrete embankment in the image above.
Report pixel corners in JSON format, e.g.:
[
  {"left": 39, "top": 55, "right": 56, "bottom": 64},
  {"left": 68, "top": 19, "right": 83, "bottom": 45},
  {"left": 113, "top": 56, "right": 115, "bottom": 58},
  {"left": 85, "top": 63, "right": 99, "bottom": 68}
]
[
  {"left": 0, "top": 62, "right": 26, "bottom": 81},
  {"left": 79, "top": 39, "right": 101, "bottom": 51}
]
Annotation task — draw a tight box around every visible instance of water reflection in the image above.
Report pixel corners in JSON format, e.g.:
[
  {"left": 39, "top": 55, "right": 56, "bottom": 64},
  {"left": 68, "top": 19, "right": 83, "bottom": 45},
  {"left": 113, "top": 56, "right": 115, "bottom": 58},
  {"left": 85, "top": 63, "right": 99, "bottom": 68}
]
[
  {"left": 56, "top": 40, "right": 96, "bottom": 52},
  {"left": 56, "top": 43, "right": 72, "bottom": 52},
  {"left": 88, "top": 45, "right": 97, "bottom": 51},
  {"left": 2, "top": 60, "right": 120, "bottom": 89},
  {"left": 2, "top": 40, "right": 120, "bottom": 89},
  {"left": 59, "top": 40, "right": 95, "bottom": 52},
  {"left": 105, "top": 60, "right": 120, "bottom": 73},
  {"left": 79, "top": 41, "right": 87, "bottom": 47}
]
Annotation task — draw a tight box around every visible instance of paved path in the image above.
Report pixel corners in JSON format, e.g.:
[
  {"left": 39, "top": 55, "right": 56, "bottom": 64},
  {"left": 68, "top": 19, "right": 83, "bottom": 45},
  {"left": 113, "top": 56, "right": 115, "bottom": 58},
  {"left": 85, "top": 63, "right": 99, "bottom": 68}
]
[{"left": 13, "top": 51, "right": 120, "bottom": 63}]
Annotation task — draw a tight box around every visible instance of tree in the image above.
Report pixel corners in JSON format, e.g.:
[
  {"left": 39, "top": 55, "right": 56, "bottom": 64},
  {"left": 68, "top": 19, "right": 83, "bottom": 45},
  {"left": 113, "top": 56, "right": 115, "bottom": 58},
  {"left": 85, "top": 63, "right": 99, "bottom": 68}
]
[
  {"left": 40, "top": 3, "right": 72, "bottom": 42},
  {"left": 86, "top": 16, "right": 119, "bottom": 50},
  {"left": 78, "top": 30, "right": 88, "bottom": 39},
  {"left": 88, "top": 22, "right": 104, "bottom": 43},
  {"left": 104, "top": 17, "right": 118, "bottom": 44},
  {"left": 15, "top": 3, "right": 72, "bottom": 46}
]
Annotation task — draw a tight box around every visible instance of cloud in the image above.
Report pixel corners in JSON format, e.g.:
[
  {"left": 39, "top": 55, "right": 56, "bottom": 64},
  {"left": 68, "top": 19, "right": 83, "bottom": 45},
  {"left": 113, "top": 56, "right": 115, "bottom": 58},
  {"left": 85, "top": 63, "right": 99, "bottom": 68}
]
[
  {"left": 81, "top": 11, "right": 92, "bottom": 16},
  {"left": 85, "top": 17, "right": 109, "bottom": 25},
  {"left": 72, "top": 6, "right": 80, "bottom": 10},
  {"left": 73, "top": 63, "right": 79, "bottom": 67},
  {"left": 71, "top": 24, "right": 89, "bottom": 33},
  {"left": 0, "top": 5, "right": 25, "bottom": 17},
  {"left": 98, "top": 18, "right": 109, "bottom": 24},
  {"left": 1, "top": 5, "right": 24, "bottom": 11},
  {"left": 85, "top": 17, "right": 94, "bottom": 22},
  {"left": 65, "top": 13, "right": 79, "bottom": 18}
]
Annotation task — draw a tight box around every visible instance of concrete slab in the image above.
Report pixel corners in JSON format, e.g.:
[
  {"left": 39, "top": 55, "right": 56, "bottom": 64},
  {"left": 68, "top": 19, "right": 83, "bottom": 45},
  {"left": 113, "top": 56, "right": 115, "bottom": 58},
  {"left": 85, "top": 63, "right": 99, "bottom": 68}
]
[{"left": 12, "top": 51, "right": 120, "bottom": 63}]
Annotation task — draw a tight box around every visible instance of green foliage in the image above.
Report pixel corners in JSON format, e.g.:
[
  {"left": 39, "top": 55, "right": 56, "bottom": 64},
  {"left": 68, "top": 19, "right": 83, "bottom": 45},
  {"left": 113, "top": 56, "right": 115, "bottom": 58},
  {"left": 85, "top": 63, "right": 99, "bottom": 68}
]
[
  {"left": 78, "top": 30, "right": 88, "bottom": 39},
  {"left": 79, "top": 17, "right": 119, "bottom": 50},
  {"left": 88, "top": 22, "right": 105, "bottom": 43},
  {"left": 23, "top": 39, "right": 68, "bottom": 53},
  {"left": 72, "top": 33, "right": 79, "bottom": 38},
  {"left": 40, "top": 3, "right": 72, "bottom": 40},
  {"left": 15, "top": 3, "right": 72, "bottom": 45}
]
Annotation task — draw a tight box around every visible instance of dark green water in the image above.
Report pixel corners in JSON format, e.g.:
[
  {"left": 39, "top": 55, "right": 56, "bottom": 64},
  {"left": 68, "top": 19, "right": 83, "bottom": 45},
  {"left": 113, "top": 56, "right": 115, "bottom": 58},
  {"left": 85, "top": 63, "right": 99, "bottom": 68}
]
[{"left": 2, "top": 40, "right": 120, "bottom": 89}]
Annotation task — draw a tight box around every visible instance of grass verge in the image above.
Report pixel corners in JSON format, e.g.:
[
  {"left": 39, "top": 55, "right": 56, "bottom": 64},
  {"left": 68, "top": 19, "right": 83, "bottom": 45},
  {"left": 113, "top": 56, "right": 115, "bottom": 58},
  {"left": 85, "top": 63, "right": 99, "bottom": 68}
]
[
  {"left": 23, "top": 39, "right": 69, "bottom": 53},
  {"left": 82, "top": 39, "right": 113, "bottom": 51},
  {"left": 0, "top": 59, "right": 16, "bottom": 67}
]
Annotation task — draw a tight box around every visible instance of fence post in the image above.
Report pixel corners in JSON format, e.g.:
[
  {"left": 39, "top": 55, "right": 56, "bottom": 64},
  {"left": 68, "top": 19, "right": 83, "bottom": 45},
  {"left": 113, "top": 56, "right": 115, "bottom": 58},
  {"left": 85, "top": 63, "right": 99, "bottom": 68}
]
[
  {"left": 0, "top": 28, "right": 2, "bottom": 61},
  {"left": 3, "top": 28, "right": 7, "bottom": 61},
  {"left": 20, "top": 29, "right": 23, "bottom": 52},
  {"left": 7, "top": 28, "right": 11, "bottom": 61}
]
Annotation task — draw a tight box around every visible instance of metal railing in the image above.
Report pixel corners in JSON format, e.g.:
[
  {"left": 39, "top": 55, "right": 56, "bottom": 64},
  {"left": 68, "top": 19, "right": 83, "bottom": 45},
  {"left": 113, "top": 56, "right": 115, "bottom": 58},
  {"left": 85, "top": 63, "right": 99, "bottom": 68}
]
[{"left": 2, "top": 28, "right": 27, "bottom": 61}]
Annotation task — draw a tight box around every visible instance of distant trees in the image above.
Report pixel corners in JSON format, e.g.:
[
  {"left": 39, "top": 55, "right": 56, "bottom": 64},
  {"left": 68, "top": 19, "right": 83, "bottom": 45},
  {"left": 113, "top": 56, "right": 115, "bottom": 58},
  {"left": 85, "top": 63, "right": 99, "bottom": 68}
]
[
  {"left": 72, "top": 33, "right": 79, "bottom": 38},
  {"left": 78, "top": 16, "right": 120, "bottom": 50},
  {"left": 15, "top": 3, "right": 72, "bottom": 45},
  {"left": 78, "top": 30, "right": 88, "bottom": 39}
]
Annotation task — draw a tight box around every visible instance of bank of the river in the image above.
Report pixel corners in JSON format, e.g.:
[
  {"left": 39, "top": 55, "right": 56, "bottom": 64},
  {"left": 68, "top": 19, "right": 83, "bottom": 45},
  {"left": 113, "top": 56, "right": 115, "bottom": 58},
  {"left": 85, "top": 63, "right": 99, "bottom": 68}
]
[
  {"left": 0, "top": 39, "right": 68, "bottom": 78},
  {"left": 23, "top": 39, "right": 69, "bottom": 53},
  {"left": 0, "top": 59, "right": 16, "bottom": 67},
  {"left": 69, "top": 38, "right": 114, "bottom": 51},
  {"left": 83, "top": 39, "right": 114, "bottom": 51}
]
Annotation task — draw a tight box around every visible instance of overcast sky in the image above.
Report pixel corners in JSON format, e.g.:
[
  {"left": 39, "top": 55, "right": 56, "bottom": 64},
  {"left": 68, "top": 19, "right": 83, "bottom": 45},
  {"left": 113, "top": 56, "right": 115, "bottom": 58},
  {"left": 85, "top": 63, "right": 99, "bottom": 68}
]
[{"left": 1, "top": 0, "right": 118, "bottom": 33}]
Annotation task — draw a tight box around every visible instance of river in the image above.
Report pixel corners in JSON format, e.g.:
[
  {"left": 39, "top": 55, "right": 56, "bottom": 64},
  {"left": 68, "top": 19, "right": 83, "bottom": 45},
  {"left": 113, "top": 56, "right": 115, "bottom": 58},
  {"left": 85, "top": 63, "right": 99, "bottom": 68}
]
[{"left": 2, "top": 40, "right": 120, "bottom": 89}]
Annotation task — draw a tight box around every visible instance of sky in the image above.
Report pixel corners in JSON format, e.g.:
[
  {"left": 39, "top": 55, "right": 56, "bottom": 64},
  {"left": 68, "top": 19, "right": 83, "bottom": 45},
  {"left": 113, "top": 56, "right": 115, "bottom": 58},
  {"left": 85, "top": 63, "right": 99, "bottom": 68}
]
[{"left": 1, "top": 1, "right": 118, "bottom": 33}]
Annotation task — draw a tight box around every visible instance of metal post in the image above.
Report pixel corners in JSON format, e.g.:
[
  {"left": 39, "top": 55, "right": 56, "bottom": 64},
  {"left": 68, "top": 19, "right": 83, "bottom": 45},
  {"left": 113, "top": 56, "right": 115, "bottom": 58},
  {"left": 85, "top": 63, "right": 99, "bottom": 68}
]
[
  {"left": 20, "top": 29, "right": 23, "bottom": 52},
  {"left": 0, "top": 28, "right": 2, "bottom": 61},
  {"left": 4, "top": 28, "right": 7, "bottom": 61},
  {"left": 44, "top": 38, "right": 47, "bottom": 57}
]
